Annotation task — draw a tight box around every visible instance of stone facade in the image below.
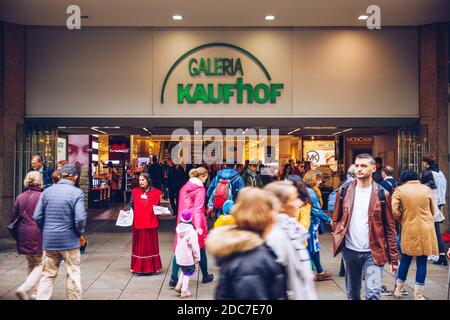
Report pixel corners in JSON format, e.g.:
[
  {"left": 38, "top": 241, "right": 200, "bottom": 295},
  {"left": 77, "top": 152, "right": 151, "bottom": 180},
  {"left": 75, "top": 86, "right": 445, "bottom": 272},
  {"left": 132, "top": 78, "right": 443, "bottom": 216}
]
[
  {"left": 0, "top": 23, "right": 25, "bottom": 238},
  {"left": 419, "top": 23, "right": 449, "bottom": 231}
]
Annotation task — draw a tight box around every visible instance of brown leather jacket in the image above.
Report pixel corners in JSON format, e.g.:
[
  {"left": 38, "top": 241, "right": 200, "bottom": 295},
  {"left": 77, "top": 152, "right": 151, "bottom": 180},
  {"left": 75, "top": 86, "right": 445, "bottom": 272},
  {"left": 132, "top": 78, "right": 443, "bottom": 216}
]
[{"left": 332, "top": 180, "right": 399, "bottom": 266}]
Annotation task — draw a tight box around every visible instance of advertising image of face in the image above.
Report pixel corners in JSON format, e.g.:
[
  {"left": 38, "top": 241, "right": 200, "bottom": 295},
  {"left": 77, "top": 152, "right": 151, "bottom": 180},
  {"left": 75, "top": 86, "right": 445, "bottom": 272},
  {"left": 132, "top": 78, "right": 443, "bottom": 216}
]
[{"left": 68, "top": 135, "right": 89, "bottom": 168}]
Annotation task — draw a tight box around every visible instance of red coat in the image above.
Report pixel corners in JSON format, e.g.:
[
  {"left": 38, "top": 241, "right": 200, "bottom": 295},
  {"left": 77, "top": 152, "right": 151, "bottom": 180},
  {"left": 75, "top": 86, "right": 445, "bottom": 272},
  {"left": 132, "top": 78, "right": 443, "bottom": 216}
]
[
  {"left": 173, "top": 178, "right": 207, "bottom": 249},
  {"left": 131, "top": 187, "right": 162, "bottom": 229}
]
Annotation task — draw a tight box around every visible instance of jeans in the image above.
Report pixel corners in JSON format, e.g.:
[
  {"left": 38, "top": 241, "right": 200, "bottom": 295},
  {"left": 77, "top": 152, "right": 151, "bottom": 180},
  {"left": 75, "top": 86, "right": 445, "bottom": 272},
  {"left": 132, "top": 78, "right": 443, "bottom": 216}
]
[
  {"left": 434, "top": 222, "right": 446, "bottom": 254},
  {"left": 171, "top": 248, "right": 209, "bottom": 279},
  {"left": 397, "top": 254, "right": 427, "bottom": 285},
  {"left": 36, "top": 249, "right": 82, "bottom": 300},
  {"left": 342, "top": 247, "right": 384, "bottom": 300},
  {"left": 310, "top": 251, "right": 324, "bottom": 274}
]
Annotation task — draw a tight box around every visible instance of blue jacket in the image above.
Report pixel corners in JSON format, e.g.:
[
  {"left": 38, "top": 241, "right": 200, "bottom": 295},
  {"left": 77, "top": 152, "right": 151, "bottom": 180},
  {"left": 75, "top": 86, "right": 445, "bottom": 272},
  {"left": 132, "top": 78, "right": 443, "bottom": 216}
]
[
  {"left": 30, "top": 166, "right": 54, "bottom": 189},
  {"left": 207, "top": 169, "right": 244, "bottom": 201},
  {"left": 33, "top": 179, "right": 87, "bottom": 251},
  {"left": 379, "top": 177, "right": 397, "bottom": 194},
  {"left": 307, "top": 187, "right": 331, "bottom": 227}
]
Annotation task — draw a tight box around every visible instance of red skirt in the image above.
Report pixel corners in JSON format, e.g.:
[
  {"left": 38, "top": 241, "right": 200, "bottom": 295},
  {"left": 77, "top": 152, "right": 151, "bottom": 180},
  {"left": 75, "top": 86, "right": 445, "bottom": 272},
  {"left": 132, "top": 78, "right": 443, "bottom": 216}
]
[{"left": 131, "top": 228, "right": 162, "bottom": 273}]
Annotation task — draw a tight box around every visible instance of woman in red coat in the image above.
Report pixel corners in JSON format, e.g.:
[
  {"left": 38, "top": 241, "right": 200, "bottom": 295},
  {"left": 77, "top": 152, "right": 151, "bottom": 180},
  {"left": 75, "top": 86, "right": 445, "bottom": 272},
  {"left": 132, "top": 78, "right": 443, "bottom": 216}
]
[
  {"left": 169, "top": 167, "right": 214, "bottom": 287},
  {"left": 128, "top": 173, "right": 163, "bottom": 274}
]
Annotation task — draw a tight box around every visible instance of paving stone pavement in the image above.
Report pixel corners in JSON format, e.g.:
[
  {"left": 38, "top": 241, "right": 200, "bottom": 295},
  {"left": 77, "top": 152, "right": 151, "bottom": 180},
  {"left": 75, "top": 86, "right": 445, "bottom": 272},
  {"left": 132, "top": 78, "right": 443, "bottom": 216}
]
[{"left": 1, "top": 204, "right": 449, "bottom": 300}]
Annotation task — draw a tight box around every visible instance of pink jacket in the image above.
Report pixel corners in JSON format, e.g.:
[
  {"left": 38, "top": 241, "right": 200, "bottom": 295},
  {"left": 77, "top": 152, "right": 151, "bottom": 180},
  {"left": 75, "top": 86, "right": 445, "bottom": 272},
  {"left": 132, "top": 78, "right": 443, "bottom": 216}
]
[
  {"left": 174, "top": 178, "right": 208, "bottom": 249},
  {"left": 175, "top": 222, "right": 201, "bottom": 266}
]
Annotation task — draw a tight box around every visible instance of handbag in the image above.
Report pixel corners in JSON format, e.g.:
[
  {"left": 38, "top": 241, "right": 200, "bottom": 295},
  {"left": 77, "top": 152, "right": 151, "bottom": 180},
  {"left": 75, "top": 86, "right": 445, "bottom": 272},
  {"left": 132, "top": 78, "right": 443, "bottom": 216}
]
[{"left": 7, "top": 217, "right": 20, "bottom": 240}]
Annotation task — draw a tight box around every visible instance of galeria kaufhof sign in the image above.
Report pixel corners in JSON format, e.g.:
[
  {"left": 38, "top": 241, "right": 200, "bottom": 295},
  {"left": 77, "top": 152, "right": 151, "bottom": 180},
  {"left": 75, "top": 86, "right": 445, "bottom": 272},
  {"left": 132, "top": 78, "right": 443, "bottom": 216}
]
[{"left": 161, "top": 43, "right": 284, "bottom": 104}]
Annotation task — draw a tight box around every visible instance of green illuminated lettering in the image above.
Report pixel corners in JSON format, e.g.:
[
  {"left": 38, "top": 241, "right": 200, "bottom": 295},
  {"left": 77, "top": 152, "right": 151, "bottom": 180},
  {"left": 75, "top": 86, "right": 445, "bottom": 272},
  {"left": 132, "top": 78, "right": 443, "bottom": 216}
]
[
  {"left": 178, "top": 84, "right": 194, "bottom": 103},
  {"left": 188, "top": 58, "right": 198, "bottom": 76},
  {"left": 270, "top": 84, "right": 284, "bottom": 103},
  {"left": 193, "top": 84, "right": 209, "bottom": 103},
  {"left": 253, "top": 84, "right": 270, "bottom": 103}
]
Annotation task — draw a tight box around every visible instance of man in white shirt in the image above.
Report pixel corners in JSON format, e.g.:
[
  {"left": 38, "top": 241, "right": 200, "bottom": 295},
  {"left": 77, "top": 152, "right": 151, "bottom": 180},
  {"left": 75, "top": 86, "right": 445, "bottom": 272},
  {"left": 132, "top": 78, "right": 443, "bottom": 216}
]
[{"left": 332, "top": 153, "right": 399, "bottom": 300}]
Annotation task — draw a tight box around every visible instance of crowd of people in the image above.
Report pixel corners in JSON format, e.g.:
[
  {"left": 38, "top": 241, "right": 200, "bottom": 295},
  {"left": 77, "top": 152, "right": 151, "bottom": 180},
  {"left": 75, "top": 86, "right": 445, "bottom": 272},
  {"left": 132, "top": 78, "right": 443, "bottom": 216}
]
[{"left": 8, "top": 152, "right": 450, "bottom": 300}]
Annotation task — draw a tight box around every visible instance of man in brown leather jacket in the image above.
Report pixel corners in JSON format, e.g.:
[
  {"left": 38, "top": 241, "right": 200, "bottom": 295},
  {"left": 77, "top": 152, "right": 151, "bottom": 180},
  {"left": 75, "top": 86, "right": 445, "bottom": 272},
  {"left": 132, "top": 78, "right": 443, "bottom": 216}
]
[{"left": 332, "top": 153, "right": 399, "bottom": 300}]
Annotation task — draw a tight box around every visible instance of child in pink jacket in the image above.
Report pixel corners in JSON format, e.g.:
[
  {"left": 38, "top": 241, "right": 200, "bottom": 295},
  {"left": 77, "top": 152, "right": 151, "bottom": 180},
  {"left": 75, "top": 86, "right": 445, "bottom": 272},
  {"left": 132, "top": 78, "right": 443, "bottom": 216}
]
[{"left": 174, "top": 209, "right": 201, "bottom": 298}]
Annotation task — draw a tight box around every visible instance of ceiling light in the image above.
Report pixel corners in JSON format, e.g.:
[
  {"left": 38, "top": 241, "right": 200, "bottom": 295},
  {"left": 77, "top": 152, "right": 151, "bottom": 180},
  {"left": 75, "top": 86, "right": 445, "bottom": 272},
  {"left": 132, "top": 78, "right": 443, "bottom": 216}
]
[
  {"left": 91, "top": 127, "right": 107, "bottom": 135},
  {"left": 358, "top": 15, "right": 369, "bottom": 20},
  {"left": 303, "top": 126, "right": 337, "bottom": 130},
  {"left": 173, "top": 15, "right": 183, "bottom": 20},
  {"left": 287, "top": 128, "right": 301, "bottom": 135},
  {"left": 242, "top": 128, "right": 249, "bottom": 135},
  {"left": 265, "top": 15, "right": 275, "bottom": 21},
  {"left": 332, "top": 128, "right": 353, "bottom": 135}
]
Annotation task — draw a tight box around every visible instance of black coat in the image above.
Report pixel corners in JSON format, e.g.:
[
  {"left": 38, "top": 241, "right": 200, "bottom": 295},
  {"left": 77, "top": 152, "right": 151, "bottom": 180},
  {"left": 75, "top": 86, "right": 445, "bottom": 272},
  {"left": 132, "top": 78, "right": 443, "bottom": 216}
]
[{"left": 207, "top": 227, "right": 287, "bottom": 300}]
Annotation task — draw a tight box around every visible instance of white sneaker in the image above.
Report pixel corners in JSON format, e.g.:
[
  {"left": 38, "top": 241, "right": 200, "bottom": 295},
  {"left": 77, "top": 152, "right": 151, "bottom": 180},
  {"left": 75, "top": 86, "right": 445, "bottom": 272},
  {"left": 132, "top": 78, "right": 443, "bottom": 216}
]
[
  {"left": 15, "top": 288, "right": 29, "bottom": 300},
  {"left": 428, "top": 255, "right": 439, "bottom": 262}
]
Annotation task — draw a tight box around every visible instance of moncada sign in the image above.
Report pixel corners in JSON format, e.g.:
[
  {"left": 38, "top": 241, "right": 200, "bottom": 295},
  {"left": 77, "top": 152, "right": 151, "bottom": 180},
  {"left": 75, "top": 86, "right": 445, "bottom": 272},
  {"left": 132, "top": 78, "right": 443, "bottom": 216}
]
[{"left": 161, "top": 43, "right": 284, "bottom": 104}]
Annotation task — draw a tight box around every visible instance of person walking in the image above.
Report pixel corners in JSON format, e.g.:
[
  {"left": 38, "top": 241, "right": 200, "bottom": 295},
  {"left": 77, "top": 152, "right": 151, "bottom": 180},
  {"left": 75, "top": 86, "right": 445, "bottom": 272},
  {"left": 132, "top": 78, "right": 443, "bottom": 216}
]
[
  {"left": 265, "top": 181, "right": 317, "bottom": 300},
  {"left": 33, "top": 164, "right": 87, "bottom": 300},
  {"left": 213, "top": 200, "right": 236, "bottom": 228},
  {"left": 281, "top": 164, "right": 302, "bottom": 187},
  {"left": 148, "top": 156, "right": 164, "bottom": 191},
  {"left": 392, "top": 170, "right": 439, "bottom": 300},
  {"left": 167, "top": 162, "right": 188, "bottom": 216},
  {"left": 169, "top": 167, "right": 214, "bottom": 287},
  {"left": 296, "top": 181, "right": 312, "bottom": 232},
  {"left": 107, "top": 161, "right": 121, "bottom": 204},
  {"left": 206, "top": 164, "right": 244, "bottom": 216},
  {"left": 12, "top": 172, "right": 44, "bottom": 300},
  {"left": 421, "top": 155, "right": 448, "bottom": 266},
  {"left": 372, "top": 157, "right": 383, "bottom": 184},
  {"left": 30, "top": 155, "right": 54, "bottom": 189},
  {"left": 241, "top": 162, "right": 263, "bottom": 188},
  {"left": 174, "top": 209, "right": 201, "bottom": 298},
  {"left": 128, "top": 173, "right": 163, "bottom": 274},
  {"left": 332, "top": 153, "right": 399, "bottom": 300},
  {"left": 206, "top": 187, "right": 288, "bottom": 300},
  {"left": 303, "top": 170, "right": 334, "bottom": 281},
  {"left": 379, "top": 166, "right": 397, "bottom": 195}
]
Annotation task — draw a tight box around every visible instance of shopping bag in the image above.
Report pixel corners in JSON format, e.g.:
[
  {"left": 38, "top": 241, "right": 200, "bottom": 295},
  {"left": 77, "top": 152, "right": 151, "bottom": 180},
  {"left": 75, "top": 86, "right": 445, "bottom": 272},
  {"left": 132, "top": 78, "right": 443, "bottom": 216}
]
[
  {"left": 153, "top": 205, "right": 171, "bottom": 216},
  {"left": 116, "top": 209, "right": 133, "bottom": 227}
]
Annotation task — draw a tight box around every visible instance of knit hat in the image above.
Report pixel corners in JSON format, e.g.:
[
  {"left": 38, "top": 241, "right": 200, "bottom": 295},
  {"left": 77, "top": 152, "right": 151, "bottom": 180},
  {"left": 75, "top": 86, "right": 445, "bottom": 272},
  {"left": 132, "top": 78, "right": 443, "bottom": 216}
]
[
  {"left": 180, "top": 209, "right": 193, "bottom": 223},
  {"left": 222, "top": 200, "right": 234, "bottom": 215}
]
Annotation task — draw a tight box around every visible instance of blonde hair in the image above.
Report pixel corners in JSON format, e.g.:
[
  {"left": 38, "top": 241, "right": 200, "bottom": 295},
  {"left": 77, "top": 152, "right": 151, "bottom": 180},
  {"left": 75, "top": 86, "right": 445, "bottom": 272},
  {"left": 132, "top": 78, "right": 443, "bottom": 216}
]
[
  {"left": 231, "top": 187, "right": 279, "bottom": 235},
  {"left": 24, "top": 171, "right": 43, "bottom": 188},
  {"left": 189, "top": 167, "right": 208, "bottom": 178},
  {"left": 264, "top": 181, "right": 298, "bottom": 205},
  {"left": 303, "top": 170, "right": 320, "bottom": 187}
]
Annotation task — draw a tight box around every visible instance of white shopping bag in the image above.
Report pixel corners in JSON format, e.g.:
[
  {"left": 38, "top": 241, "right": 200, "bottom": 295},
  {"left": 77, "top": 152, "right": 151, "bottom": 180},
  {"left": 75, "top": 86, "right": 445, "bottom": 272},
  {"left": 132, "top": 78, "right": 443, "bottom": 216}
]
[
  {"left": 153, "top": 205, "right": 171, "bottom": 216},
  {"left": 116, "top": 209, "right": 133, "bottom": 227}
]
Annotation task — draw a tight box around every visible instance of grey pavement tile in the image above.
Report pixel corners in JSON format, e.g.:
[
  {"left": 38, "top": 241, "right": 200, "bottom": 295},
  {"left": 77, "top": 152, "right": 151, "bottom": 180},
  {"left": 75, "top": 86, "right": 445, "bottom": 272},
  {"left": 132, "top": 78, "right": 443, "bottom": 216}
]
[{"left": 82, "top": 288, "right": 122, "bottom": 300}]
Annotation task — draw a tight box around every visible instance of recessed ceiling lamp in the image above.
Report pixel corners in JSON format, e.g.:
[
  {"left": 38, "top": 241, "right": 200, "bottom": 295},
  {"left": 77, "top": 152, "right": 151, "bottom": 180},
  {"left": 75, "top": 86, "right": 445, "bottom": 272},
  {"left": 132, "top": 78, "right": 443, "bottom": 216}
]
[
  {"left": 265, "top": 15, "right": 275, "bottom": 21},
  {"left": 173, "top": 15, "right": 183, "bottom": 20},
  {"left": 287, "top": 128, "right": 301, "bottom": 135},
  {"left": 91, "top": 127, "right": 107, "bottom": 135}
]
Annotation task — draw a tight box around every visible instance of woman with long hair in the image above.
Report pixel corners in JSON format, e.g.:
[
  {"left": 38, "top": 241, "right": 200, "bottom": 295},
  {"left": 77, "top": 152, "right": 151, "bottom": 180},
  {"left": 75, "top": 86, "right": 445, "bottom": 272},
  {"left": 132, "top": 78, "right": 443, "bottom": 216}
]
[
  {"left": 128, "top": 173, "right": 163, "bottom": 274},
  {"left": 303, "top": 170, "right": 333, "bottom": 281}
]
